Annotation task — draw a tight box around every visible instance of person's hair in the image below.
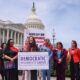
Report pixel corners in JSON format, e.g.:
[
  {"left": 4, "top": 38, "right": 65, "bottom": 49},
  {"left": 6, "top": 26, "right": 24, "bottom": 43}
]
[
  {"left": 44, "top": 38, "right": 50, "bottom": 43},
  {"left": 72, "top": 40, "right": 77, "bottom": 48},
  {"left": 6, "top": 39, "right": 13, "bottom": 50},
  {"left": 56, "top": 42, "right": 63, "bottom": 48},
  {"left": 29, "top": 36, "right": 36, "bottom": 45},
  {"left": 28, "top": 36, "right": 38, "bottom": 51},
  {"left": 1, "top": 43, "right": 6, "bottom": 49}
]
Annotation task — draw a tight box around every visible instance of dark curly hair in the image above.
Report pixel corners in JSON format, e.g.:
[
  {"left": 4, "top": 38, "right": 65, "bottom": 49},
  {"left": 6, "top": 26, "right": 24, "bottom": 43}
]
[
  {"left": 6, "top": 39, "right": 13, "bottom": 50},
  {"left": 72, "top": 40, "right": 77, "bottom": 48},
  {"left": 1, "top": 43, "right": 6, "bottom": 49},
  {"left": 56, "top": 42, "right": 63, "bottom": 48}
]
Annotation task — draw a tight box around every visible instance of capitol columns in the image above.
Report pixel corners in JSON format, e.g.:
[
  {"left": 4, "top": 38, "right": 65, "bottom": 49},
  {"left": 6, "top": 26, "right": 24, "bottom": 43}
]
[
  {"left": 10, "top": 30, "right": 13, "bottom": 39},
  {"left": 14, "top": 31, "right": 17, "bottom": 44},
  {"left": 20, "top": 33, "right": 23, "bottom": 45},
  {"left": 0, "top": 29, "right": 1, "bottom": 44},
  {"left": 2, "top": 29, "right": 5, "bottom": 42},
  {"left": 7, "top": 29, "right": 9, "bottom": 42},
  {"left": 17, "top": 32, "right": 19, "bottom": 44}
]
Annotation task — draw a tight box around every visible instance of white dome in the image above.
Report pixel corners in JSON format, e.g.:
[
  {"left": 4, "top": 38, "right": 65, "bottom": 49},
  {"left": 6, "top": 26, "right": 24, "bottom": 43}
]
[{"left": 25, "top": 3, "right": 44, "bottom": 29}]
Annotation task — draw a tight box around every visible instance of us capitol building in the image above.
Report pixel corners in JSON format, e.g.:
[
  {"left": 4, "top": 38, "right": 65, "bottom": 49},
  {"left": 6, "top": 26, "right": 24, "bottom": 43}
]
[{"left": 0, "top": 3, "right": 45, "bottom": 49}]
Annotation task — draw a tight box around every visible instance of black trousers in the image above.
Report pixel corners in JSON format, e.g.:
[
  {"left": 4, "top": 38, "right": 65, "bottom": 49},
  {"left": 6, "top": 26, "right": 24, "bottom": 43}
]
[
  {"left": 56, "top": 64, "right": 66, "bottom": 80},
  {"left": 70, "top": 61, "right": 80, "bottom": 80},
  {"left": 31, "top": 70, "right": 37, "bottom": 80},
  {"left": 0, "top": 70, "right": 4, "bottom": 80},
  {"left": 0, "top": 64, "right": 4, "bottom": 80},
  {"left": 4, "top": 68, "right": 18, "bottom": 80}
]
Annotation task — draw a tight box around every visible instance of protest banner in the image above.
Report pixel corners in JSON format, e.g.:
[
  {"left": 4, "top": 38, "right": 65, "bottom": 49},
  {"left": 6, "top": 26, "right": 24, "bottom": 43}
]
[
  {"left": 24, "top": 28, "right": 45, "bottom": 46},
  {"left": 18, "top": 52, "right": 49, "bottom": 70}
]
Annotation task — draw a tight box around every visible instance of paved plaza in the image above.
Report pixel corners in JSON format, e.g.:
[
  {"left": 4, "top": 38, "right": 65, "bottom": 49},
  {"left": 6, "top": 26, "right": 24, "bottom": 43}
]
[
  {"left": 0, "top": 75, "right": 70, "bottom": 80},
  {"left": 19, "top": 76, "right": 70, "bottom": 80}
]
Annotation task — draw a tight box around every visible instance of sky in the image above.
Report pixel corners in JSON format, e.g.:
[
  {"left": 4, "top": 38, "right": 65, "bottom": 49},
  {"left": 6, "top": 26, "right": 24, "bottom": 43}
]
[{"left": 0, "top": 0, "right": 80, "bottom": 48}]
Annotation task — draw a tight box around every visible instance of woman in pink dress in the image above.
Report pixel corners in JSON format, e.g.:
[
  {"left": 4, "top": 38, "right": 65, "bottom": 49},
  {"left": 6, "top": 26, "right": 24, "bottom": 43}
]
[{"left": 22, "top": 38, "right": 31, "bottom": 80}]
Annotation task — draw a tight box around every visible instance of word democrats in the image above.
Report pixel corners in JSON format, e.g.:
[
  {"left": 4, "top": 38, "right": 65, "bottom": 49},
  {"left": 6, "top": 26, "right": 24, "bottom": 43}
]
[{"left": 20, "top": 56, "right": 46, "bottom": 61}]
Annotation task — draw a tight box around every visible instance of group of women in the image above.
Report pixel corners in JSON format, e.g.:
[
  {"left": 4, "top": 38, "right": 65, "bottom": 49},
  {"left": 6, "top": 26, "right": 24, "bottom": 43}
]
[
  {"left": 22, "top": 36, "right": 80, "bottom": 80},
  {"left": 53, "top": 41, "right": 80, "bottom": 80},
  {"left": 0, "top": 36, "right": 80, "bottom": 80},
  {"left": 0, "top": 39, "right": 18, "bottom": 80}
]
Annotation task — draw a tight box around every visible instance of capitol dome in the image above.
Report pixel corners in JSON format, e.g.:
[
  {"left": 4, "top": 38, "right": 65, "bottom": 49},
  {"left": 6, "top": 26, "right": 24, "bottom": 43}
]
[{"left": 25, "top": 2, "right": 45, "bottom": 29}]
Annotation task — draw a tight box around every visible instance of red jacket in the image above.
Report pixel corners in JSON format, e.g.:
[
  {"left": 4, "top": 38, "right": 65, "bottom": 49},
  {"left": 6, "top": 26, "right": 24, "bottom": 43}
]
[
  {"left": 69, "top": 48, "right": 80, "bottom": 63},
  {"left": 53, "top": 48, "right": 68, "bottom": 60},
  {"left": 43, "top": 43, "right": 53, "bottom": 51}
]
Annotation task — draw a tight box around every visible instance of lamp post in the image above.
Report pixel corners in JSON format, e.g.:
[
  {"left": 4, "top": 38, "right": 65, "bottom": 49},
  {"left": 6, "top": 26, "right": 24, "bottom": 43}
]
[{"left": 52, "top": 29, "right": 56, "bottom": 46}]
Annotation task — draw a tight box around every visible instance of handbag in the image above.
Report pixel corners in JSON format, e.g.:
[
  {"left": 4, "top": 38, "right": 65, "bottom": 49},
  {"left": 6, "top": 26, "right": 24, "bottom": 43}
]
[{"left": 4, "top": 61, "right": 16, "bottom": 69}]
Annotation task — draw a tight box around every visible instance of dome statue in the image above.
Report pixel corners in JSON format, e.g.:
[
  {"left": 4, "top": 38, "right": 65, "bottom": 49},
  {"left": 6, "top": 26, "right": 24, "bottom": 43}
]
[{"left": 25, "top": 2, "right": 45, "bottom": 29}]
